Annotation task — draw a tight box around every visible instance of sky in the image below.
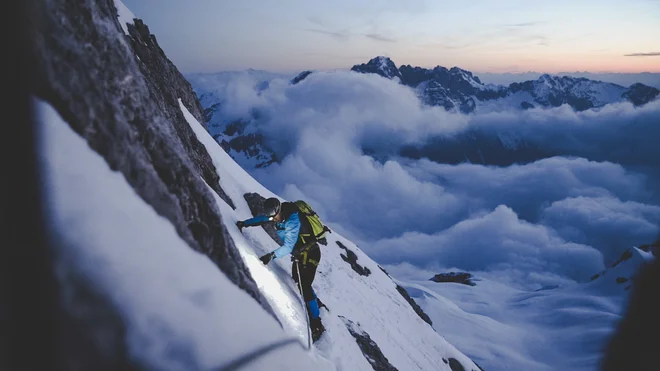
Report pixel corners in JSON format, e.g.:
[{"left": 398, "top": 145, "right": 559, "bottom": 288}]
[{"left": 123, "top": 0, "right": 660, "bottom": 74}]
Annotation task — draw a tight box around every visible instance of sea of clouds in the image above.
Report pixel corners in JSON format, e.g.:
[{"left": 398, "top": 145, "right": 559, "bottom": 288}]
[{"left": 190, "top": 70, "right": 660, "bottom": 289}]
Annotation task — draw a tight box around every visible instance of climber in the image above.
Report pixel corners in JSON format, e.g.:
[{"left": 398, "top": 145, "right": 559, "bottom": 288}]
[{"left": 237, "top": 197, "right": 327, "bottom": 342}]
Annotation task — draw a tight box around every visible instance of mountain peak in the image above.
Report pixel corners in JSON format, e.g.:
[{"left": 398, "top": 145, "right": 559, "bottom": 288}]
[{"left": 351, "top": 56, "right": 401, "bottom": 80}]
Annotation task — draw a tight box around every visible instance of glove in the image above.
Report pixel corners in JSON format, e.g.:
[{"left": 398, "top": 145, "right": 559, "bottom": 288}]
[
  {"left": 236, "top": 221, "right": 245, "bottom": 232},
  {"left": 260, "top": 252, "right": 274, "bottom": 265}
]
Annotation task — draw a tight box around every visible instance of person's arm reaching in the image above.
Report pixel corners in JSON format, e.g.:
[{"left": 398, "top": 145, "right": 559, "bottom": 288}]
[
  {"left": 243, "top": 215, "right": 271, "bottom": 226},
  {"left": 237, "top": 214, "right": 271, "bottom": 232},
  {"left": 272, "top": 213, "right": 301, "bottom": 259}
]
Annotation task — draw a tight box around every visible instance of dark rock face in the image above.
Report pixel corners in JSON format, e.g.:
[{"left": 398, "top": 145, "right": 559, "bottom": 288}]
[
  {"left": 336, "top": 241, "right": 371, "bottom": 276},
  {"left": 291, "top": 70, "right": 313, "bottom": 85},
  {"left": 206, "top": 107, "right": 278, "bottom": 168},
  {"left": 395, "top": 285, "right": 433, "bottom": 326},
  {"left": 639, "top": 241, "right": 660, "bottom": 257},
  {"left": 398, "top": 64, "right": 506, "bottom": 114},
  {"left": 535, "top": 284, "right": 559, "bottom": 292},
  {"left": 601, "top": 259, "right": 660, "bottom": 371},
  {"left": 340, "top": 316, "right": 399, "bottom": 371},
  {"left": 430, "top": 272, "right": 476, "bottom": 286},
  {"left": 623, "top": 83, "right": 660, "bottom": 106},
  {"left": 399, "top": 129, "right": 554, "bottom": 167},
  {"left": 29, "top": 0, "right": 274, "bottom": 367},
  {"left": 378, "top": 265, "right": 391, "bottom": 277},
  {"left": 446, "top": 357, "right": 467, "bottom": 371},
  {"left": 351, "top": 56, "right": 402, "bottom": 80},
  {"left": 611, "top": 249, "right": 634, "bottom": 268}
]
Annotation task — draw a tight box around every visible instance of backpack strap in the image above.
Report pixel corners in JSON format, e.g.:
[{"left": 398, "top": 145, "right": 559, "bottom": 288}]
[{"left": 299, "top": 225, "right": 331, "bottom": 244}]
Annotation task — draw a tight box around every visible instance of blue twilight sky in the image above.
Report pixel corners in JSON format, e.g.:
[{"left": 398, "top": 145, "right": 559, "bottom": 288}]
[{"left": 122, "top": 0, "right": 659, "bottom": 74}]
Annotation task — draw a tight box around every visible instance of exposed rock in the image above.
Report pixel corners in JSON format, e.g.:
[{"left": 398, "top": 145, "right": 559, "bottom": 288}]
[
  {"left": 601, "top": 259, "right": 660, "bottom": 370},
  {"left": 535, "top": 285, "right": 560, "bottom": 292},
  {"left": 351, "top": 56, "right": 402, "bottom": 80},
  {"left": 622, "top": 83, "right": 660, "bottom": 106},
  {"left": 448, "top": 357, "right": 467, "bottom": 371},
  {"left": 395, "top": 285, "right": 432, "bottom": 326},
  {"left": 29, "top": 0, "right": 274, "bottom": 367},
  {"left": 611, "top": 249, "right": 633, "bottom": 268},
  {"left": 340, "top": 316, "right": 398, "bottom": 371},
  {"left": 336, "top": 241, "right": 371, "bottom": 276},
  {"left": 430, "top": 272, "right": 476, "bottom": 286},
  {"left": 638, "top": 241, "right": 660, "bottom": 257},
  {"left": 616, "top": 277, "right": 629, "bottom": 284},
  {"left": 378, "top": 265, "right": 391, "bottom": 278},
  {"left": 291, "top": 70, "right": 313, "bottom": 85}
]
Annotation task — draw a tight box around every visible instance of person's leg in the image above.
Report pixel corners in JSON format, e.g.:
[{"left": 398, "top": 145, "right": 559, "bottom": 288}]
[
  {"left": 298, "top": 261, "right": 319, "bottom": 320},
  {"left": 300, "top": 246, "right": 325, "bottom": 340},
  {"left": 291, "top": 261, "right": 298, "bottom": 284}
]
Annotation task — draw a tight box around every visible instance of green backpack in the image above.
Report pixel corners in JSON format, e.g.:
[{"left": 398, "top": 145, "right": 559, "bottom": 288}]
[{"left": 294, "top": 200, "right": 331, "bottom": 244}]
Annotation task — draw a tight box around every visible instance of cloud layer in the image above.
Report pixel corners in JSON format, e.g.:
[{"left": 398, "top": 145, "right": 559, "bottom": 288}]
[{"left": 202, "top": 70, "right": 660, "bottom": 288}]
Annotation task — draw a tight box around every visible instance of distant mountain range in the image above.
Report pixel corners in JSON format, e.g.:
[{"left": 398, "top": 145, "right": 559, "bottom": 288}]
[
  {"left": 342, "top": 57, "right": 659, "bottom": 113},
  {"left": 191, "top": 56, "right": 659, "bottom": 169},
  {"left": 475, "top": 71, "right": 660, "bottom": 89}
]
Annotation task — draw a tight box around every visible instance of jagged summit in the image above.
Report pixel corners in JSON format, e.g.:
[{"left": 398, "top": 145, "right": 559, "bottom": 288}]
[
  {"left": 350, "top": 57, "right": 659, "bottom": 113},
  {"left": 351, "top": 56, "right": 402, "bottom": 80}
]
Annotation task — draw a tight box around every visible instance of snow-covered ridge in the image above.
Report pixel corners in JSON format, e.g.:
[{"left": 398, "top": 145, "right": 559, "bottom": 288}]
[{"left": 351, "top": 56, "right": 659, "bottom": 113}]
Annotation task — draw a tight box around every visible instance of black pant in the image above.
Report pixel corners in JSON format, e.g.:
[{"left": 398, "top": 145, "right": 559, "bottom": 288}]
[{"left": 291, "top": 244, "right": 320, "bottom": 302}]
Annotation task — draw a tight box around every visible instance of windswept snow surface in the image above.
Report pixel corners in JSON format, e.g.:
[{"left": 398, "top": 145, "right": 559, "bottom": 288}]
[
  {"left": 113, "top": 0, "right": 136, "bottom": 35},
  {"left": 179, "top": 99, "right": 480, "bottom": 371},
  {"left": 37, "top": 98, "right": 331, "bottom": 371},
  {"left": 388, "top": 245, "right": 654, "bottom": 371}
]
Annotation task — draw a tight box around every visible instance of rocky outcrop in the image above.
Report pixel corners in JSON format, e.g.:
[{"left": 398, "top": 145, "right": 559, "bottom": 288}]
[
  {"left": 430, "top": 272, "right": 477, "bottom": 286},
  {"left": 601, "top": 259, "right": 660, "bottom": 370},
  {"left": 29, "top": 0, "right": 273, "bottom": 367},
  {"left": 340, "top": 316, "right": 399, "bottom": 371},
  {"left": 395, "top": 285, "right": 433, "bottom": 326},
  {"left": 351, "top": 56, "right": 402, "bottom": 80},
  {"left": 291, "top": 70, "right": 313, "bottom": 85},
  {"left": 622, "top": 83, "right": 660, "bottom": 106},
  {"left": 336, "top": 241, "right": 371, "bottom": 276}
]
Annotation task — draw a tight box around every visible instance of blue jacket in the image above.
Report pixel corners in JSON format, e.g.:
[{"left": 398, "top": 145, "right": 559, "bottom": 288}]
[{"left": 242, "top": 212, "right": 301, "bottom": 259}]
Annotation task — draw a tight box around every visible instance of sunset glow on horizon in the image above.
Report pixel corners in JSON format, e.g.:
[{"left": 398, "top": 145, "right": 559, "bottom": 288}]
[{"left": 125, "top": 0, "right": 660, "bottom": 74}]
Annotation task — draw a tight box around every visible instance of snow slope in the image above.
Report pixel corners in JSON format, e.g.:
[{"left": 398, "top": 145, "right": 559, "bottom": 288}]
[
  {"left": 179, "top": 98, "right": 481, "bottom": 370},
  {"left": 36, "top": 91, "right": 480, "bottom": 370},
  {"left": 389, "top": 247, "right": 654, "bottom": 371},
  {"left": 38, "top": 98, "right": 330, "bottom": 371}
]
